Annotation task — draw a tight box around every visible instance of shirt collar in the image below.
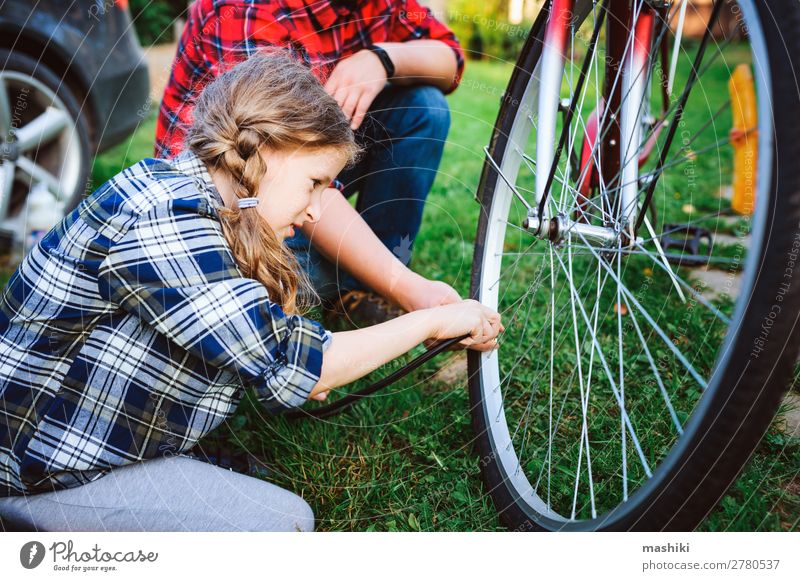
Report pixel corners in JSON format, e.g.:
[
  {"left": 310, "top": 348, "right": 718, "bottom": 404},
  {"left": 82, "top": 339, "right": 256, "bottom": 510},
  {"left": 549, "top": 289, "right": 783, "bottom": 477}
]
[{"left": 170, "top": 148, "right": 225, "bottom": 208}]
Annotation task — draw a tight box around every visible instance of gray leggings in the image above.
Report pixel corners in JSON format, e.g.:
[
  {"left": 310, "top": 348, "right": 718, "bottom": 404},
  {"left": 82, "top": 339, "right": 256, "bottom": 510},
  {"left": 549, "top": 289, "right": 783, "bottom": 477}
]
[{"left": 0, "top": 454, "right": 314, "bottom": 532}]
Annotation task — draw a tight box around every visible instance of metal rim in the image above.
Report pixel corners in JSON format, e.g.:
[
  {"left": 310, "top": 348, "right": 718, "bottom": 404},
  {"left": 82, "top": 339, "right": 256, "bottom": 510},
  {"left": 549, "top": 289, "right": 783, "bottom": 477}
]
[{"left": 0, "top": 69, "right": 83, "bottom": 256}]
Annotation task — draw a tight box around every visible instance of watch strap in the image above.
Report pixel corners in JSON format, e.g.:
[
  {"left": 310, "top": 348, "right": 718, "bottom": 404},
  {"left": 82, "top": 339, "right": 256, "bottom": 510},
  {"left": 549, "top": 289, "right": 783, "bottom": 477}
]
[{"left": 366, "top": 44, "right": 395, "bottom": 79}]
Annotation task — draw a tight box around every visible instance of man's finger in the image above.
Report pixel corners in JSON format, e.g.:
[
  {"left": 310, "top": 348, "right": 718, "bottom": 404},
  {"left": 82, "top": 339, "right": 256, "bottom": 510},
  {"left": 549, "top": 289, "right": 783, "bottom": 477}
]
[
  {"left": 324, "top": 69, "right": 340, "bottom": 97},
  {"left": 333, "top": 85, "right": 350, "bottom": 109},
  {"left": 351, "top": 94, "right": 371, "bottom": 130},
  {"left": 341, "top": 89, "right": 360, "bottom": 121}
]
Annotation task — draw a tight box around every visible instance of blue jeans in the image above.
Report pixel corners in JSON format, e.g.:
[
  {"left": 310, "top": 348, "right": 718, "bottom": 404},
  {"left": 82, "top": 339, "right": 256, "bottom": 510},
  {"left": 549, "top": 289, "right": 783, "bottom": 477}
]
[{"left": 285, "top": 83, "right": 451, "bottom": 302}]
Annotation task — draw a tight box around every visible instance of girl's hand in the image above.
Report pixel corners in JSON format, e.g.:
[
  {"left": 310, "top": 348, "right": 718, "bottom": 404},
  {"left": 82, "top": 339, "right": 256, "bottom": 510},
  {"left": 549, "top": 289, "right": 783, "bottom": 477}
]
[{"left": 427, "top": 299, "right": 504, "bottom": 353}]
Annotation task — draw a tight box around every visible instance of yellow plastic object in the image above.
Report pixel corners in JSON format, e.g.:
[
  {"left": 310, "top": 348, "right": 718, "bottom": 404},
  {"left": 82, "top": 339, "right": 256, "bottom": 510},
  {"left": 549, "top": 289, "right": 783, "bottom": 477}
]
[{"left": 728, "top": 64, "right": 758, "bottom": 215}]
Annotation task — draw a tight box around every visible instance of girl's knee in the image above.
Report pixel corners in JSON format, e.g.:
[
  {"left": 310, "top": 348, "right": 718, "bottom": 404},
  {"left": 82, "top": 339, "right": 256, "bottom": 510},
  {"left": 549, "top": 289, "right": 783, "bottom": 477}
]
[
  {"left": 257, "top": 491, "right": 314, "bottom": 532},
  {"left": 244, "top": 481, "right": 315, "bottom": 532},
  {"left": 291, "top": 497, "right": 315, "bottom": 532}
]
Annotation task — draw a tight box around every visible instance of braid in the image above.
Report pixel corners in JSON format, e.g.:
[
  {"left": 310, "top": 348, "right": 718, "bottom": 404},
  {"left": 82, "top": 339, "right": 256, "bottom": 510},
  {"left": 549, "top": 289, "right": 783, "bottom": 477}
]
[{"left": 185, "top": 47, "right": 362, "bottom": 315}]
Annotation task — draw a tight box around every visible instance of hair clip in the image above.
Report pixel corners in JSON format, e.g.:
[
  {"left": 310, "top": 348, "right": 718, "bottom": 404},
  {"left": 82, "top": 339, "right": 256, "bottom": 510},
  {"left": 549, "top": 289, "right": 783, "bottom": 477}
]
[{"left": 237, "top": 198, "right": 259, "bottom": 209}]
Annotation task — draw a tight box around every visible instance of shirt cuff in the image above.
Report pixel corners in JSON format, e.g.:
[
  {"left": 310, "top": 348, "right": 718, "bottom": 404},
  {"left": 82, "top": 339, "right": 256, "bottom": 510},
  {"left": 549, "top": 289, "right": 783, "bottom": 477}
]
[{"left": 257, "top": 316, "right": 330, "bottom": 413}]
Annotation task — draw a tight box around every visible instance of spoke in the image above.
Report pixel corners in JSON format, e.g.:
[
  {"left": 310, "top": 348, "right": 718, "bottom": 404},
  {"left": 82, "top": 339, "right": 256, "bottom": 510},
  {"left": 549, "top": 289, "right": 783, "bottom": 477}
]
[
  {"left": 483, "top": 145, "right": 533, "bottom": 212},
  {"left": 667, "top": 0, "right": 690, "bottom": 96},
  {"left": 518, "top": 150, "right": 614, "bottom": 222},
  {"left": 616, "top": 249, "right": 628, "bottom": 501},
  {"left": 551, "top": 243, "right": 653, "bottom": 478},
  {"left": 496, "top": 242, "right": 744, "bottom": 270},
  {"left": 496, "top": 267, "right": 585, "bottom": 394},
  {"left": 565, "top": 0, "right": 657, "bottom": 210},
  {"left": 633, "top": 241, "right": 732, "bottom": 325},
  {"left": 641, "top": 213, "right": 687, "bottom": 303},
  {"left": 572, "top": 229, "right": 709, "bottom": 390},
  {"left": 672, "top": 99, "right": 732, "bottom": 158},
  {"left": 620, "top": 287, "right": 685, "bottom": 435},
  {"left": 514, "top": 150, "right": 566, "bottom": 220},
  {"left": 15, "top": 108, "right": 70, "bottom": 152},
  {"left": 16, "top": 155, "right": 61, "bottom": 195},
  {"left": 0, "top": 161, "right": 15, "bottom": 217},
  {"left": 635, "top": 209, "right": 728, "bottom": 245},
  {"left": 0, "top": 78, "right": 11, "bottom": 139},
  {"left": 583, "top": 260, "right": 603, "bottom": 510},
  {"left": 497, "top": 245, "right": 607, "bottom": 416},
  {"left": 497, "top": 269, "right": 549, "bottom": 319},
  {"left": 567, "top": 236, "right": 597, "bottom": 519},
  {"left": 548, "top": 245, "right": 556, "bottom": 508},
  {"left": 487, "top": 237, "right": 540, "bottom": 292},
  {"left": 532, "top": 262, "right": 614, "bottom": 501},
  {"left": 635, "top": 0, "right": 725, "bottom": 234},
  {"left": 628, "top": 5, "right": 738, "bottom": 166},
  {"left": 548, "top": 0, "right": 726, "bottom": 224},
  {"left": 567, "top": 234, "right": 586, "bottom": 519},
  {"left": 635, "top": 134, "right": 733, "bottom": 191}
]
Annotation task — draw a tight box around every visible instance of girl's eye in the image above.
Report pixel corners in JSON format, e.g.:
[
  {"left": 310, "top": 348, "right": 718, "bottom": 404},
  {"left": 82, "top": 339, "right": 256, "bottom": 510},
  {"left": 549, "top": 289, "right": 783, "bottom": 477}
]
[{"left": 311, "top": 179, "right": 322, "bottom": 188}]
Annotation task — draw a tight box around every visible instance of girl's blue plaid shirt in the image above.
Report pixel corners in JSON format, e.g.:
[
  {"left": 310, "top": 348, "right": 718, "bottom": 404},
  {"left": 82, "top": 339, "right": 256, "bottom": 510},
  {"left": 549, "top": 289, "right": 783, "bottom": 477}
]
[{"left": 0, "top": 149, "right": 332, "bottom": 496}]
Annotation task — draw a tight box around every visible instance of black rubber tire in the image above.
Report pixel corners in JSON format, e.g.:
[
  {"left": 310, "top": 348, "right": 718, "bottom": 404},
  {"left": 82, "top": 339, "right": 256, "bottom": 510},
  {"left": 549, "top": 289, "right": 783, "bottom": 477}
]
[
  {"left": 0, "top": 48, "right": 92, "bottom": 240},
  {"left": 468, "top": 0, "right": 800, "bottom": 531}
]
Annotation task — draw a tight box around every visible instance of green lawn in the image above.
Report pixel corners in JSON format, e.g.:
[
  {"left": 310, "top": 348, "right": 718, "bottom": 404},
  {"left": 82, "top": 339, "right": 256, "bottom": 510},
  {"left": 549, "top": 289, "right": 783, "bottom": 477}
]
[{"left": 9, "top": 57, "right": 799, "bottom": 531}]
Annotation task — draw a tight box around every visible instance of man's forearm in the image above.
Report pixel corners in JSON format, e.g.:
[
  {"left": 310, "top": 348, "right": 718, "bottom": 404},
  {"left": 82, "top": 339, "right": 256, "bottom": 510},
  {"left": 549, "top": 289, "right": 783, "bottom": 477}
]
[
  {"left": 300, "top": 187, "right": 418, "bottom": 305},
  {"left": 375, "top": 40, "right": 458, "bottom": 93}
]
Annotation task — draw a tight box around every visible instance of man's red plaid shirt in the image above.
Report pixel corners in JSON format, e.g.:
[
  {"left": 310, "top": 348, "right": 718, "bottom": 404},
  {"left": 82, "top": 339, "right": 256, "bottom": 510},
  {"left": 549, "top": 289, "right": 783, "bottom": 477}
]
[{"left": 155, "top": 0, "right": 466, "bottom": 159}]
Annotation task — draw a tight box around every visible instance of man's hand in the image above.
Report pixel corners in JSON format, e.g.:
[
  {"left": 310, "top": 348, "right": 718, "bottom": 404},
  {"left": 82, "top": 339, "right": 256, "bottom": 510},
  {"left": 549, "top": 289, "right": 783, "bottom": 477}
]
[
  {"left": 325, "top": 49, "right": 388, "bottom": 130},
  {"left": 399, "top": 276, "right": 462, "bottom": 312}
]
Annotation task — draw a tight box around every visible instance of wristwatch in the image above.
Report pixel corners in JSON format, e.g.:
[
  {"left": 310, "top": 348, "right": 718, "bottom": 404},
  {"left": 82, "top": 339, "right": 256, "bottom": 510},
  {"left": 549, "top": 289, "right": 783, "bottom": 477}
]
[{"left": 366, "top": 44, "right": 395, "bottom": 79}]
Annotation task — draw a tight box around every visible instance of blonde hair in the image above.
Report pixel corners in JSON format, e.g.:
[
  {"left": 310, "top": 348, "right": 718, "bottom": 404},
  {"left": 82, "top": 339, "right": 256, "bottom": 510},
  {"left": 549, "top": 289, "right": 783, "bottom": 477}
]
[{"left": 186, "top": 48, "right": 362, "bottom": 315}]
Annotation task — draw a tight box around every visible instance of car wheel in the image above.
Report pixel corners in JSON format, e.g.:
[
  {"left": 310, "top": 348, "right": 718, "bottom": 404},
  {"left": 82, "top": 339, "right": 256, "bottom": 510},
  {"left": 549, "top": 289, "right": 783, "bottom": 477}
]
[{"left": 0, "top": 48, "right": 91, "bottom": 264}]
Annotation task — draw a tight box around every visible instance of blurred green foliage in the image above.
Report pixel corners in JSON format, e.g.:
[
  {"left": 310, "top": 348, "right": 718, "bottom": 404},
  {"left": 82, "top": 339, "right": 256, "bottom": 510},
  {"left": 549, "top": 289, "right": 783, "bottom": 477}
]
[
  {"left": 446, "top": 0, "right": 534, "bottom": 62},
  {"left": 129, "top": 0, "right": 187, "bottom": 46}
]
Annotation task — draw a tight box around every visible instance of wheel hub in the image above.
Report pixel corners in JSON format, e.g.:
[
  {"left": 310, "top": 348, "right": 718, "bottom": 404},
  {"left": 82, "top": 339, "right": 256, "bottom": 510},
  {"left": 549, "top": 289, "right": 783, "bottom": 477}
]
[{"left": 522, "top": 212, "right": 640, "bottom": 248}]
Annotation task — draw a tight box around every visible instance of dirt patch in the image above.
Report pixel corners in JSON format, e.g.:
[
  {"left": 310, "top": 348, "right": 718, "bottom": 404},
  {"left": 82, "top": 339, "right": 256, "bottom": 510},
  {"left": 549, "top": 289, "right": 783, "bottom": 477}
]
[
  {"left": 142, "top": 42, "right": 179, "bottom": 107},
  {"left": 777, "top": 393, "right": 800, "bottom": 438},
  {"left": 432, "top": 353, "right": 468, "bottom": 386}
]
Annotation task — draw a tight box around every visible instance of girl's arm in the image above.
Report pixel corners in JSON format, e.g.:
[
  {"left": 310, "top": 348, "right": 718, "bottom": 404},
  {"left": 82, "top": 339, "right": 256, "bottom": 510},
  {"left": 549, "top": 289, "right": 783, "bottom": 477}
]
[
  {"left": 310, "top": 309, "right": 433, "bottom": 397},
  {"left": 309, "top": 300, "right": 504, "bottom": 399}
]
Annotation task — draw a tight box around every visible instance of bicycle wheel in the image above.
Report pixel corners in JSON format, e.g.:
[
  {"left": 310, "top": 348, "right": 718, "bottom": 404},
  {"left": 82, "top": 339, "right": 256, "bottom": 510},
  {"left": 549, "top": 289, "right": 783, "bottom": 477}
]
[{"left": 469, "top": 0, "right": 800, "bottom": 531}]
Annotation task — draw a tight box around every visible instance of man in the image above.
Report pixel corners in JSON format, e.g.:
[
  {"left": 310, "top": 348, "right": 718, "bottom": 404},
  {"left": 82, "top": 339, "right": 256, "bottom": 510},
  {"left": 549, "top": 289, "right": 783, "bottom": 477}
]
[{"left": 156, "top": 0, "right": 466, "bottom": 327}]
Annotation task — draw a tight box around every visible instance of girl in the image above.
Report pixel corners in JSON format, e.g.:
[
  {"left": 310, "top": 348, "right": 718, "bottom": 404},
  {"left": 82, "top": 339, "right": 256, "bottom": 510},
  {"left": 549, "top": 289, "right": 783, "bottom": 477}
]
[{"left": 0, "top": 49, "right": 502, "bottom": 532}]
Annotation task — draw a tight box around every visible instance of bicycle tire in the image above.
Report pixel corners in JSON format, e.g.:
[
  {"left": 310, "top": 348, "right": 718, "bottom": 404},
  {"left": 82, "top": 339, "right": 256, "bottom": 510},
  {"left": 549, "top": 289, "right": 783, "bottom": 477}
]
[{"left": 468, "top": 0, "right": 800, "bottom": 531}]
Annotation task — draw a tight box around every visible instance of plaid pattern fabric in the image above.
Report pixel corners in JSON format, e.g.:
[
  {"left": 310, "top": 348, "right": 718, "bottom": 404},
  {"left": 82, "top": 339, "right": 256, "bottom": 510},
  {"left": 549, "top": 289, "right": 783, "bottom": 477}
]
[
  {"left": 155, "top": 0, "right": 466, "bottom": 159},
  {"left": 0, "top": 149, "right": 332, "bottom": 497}
]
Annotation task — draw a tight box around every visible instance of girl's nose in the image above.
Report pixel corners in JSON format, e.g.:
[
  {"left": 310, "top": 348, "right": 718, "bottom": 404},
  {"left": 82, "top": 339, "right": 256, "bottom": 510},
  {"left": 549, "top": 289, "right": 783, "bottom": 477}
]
[{"left": 305, "top": 203, "right": 321, "bottom": 224}]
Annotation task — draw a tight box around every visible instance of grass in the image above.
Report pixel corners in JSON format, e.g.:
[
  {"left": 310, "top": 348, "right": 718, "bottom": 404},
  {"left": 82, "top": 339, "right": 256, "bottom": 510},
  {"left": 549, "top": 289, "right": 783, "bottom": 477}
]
[{"left": 4, "top": 51, "right": 798, "bottom": 531}]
